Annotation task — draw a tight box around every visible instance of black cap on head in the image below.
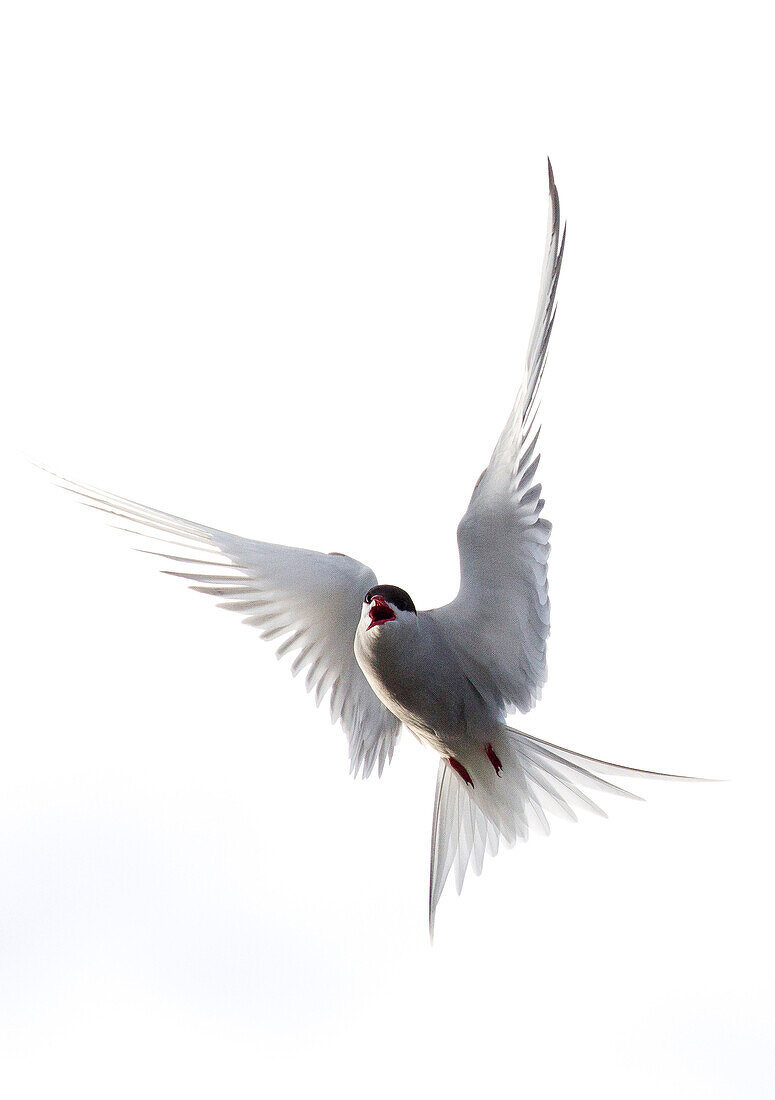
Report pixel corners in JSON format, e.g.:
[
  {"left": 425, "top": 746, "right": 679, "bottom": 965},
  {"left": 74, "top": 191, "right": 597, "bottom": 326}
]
[{"left": 364, "top": 584, "right": 416, "bottom": 615}]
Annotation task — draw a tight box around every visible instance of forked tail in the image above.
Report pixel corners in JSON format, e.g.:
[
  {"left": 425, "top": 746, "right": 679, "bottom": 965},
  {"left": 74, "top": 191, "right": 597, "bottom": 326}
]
[{"left": 428, "top": 726, "right": 708, "bottom": 938}]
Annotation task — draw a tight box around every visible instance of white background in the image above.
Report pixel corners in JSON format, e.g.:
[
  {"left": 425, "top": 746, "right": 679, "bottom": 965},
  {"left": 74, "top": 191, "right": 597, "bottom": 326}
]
[{"left": 1, "top": 2, "right": 773, "bottom": 1097}]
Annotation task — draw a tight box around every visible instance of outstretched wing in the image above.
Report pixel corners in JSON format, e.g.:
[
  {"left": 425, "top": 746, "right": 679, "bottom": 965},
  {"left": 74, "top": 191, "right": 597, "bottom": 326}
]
[
  {"left": 48, "top": 473, "right": 401, "bottom": 778},
  {"left": 430, "top": 161, "right": 565, "bottom": 714}
]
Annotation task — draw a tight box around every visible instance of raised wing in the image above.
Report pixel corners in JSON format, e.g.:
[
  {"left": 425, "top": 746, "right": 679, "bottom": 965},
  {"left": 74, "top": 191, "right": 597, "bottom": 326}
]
[
  {"left": 430, "top": 161, "right": 565, "bottom": 714},
  {"left": 49, "top": 473, "right": 401, "bottom": 778}
]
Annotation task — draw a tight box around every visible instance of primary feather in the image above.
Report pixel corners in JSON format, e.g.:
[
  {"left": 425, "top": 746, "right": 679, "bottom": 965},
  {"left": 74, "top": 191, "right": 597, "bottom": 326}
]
[
  {"left": 51, "top": 474, "right": 400, "bottom": 779},
  {"left": 430, "top": 161, "right": 565, "bottom": 715}
]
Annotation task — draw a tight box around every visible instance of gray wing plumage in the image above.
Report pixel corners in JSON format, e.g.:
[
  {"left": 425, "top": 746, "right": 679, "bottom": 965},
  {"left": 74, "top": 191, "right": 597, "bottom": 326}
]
[
  {"left": 430, "top": 161, "right": 565, "bottom": 714},
  {"left": 49, "top": 473, "right": 401, "bottom": 778}
]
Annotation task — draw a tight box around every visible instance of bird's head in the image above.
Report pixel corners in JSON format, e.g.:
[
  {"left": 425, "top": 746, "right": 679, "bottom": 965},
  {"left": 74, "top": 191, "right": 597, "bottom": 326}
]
[{"left": 361, "top": 584, "right": 417, "bottom": 634}]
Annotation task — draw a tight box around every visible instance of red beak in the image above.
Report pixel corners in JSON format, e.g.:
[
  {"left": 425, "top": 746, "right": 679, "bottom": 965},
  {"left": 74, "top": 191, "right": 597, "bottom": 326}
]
[{"left": 367, "top": 595, "right": 396, "bottom": 630}]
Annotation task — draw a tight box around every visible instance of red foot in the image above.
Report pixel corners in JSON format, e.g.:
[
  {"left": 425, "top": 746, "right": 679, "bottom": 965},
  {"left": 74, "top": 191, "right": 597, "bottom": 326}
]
[
  {"left": 448, "top": 757, "right": 474, "bottom": 788},
  {"left": 486, "top": 743, "right": 503, "bottom": 776}
]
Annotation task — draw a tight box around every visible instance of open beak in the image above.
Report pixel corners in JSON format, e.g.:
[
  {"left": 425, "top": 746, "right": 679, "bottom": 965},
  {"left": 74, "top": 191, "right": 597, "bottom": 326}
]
[{"left": 367, "top": 595, "right": 396, "bottom": 630}]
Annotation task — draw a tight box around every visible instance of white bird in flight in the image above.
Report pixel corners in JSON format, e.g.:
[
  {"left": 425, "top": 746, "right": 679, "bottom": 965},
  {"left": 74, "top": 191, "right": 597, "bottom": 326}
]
[{"left": 43, "top": 163, "right": 700, "bottom": 936}]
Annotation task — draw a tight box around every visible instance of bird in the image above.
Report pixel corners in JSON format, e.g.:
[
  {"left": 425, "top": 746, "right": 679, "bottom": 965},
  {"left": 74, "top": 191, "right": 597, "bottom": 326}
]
[{"left": 40, "top": 162, "right": 702, "bottom": 936}]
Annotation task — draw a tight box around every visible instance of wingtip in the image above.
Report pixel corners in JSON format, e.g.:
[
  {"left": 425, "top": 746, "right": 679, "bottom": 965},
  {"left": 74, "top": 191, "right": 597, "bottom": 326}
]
[
  {"left": 25, "top": 455, "right": 54, "bottom": 476},
  {"left": 546, "top": 158, "right": 561, "bottom": 235},
  {"left": 29, "top": 458, "right": 73, "bottom": 489}
]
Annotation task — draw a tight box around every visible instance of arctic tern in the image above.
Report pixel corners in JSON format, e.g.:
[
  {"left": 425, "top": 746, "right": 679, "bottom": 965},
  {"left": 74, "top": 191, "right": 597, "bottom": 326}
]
[{"left": 43, "top": 163, "right": 700, "bottom": 935}]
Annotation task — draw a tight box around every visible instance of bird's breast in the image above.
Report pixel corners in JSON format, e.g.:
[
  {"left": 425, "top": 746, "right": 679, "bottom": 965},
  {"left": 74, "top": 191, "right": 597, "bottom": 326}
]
[{"left": 354, "top": 618, "right": 488, "bottom": 756}]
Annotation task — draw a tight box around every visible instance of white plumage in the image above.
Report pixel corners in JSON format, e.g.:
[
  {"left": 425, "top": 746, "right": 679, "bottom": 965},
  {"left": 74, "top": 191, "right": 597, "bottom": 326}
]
[
  {"left": 41, "top": 164, "right": 701, "bottom": 935},
  {"left": 54, "top": 478, "right": 401, "bottom": 780}
]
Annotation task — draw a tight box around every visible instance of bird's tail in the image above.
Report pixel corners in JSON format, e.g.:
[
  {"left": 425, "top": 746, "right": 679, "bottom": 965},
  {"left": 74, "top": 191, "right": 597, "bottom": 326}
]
[{"left": 428, "top": 726, "right": 706, "bottom": 938}]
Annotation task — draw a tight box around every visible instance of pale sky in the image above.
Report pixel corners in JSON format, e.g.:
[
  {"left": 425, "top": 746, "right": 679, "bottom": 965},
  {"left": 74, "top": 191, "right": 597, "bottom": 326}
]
[{"left": 1, "top": 3, "right": 773, "bottom": 1098}]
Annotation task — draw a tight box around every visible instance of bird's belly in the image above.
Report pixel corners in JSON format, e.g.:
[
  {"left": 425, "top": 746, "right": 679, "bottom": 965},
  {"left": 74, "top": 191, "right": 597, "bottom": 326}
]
[
  {"left": 369, "top": 678, "right": 449, "bottom": 756},
  {"left": 355, "top": 631, "right": 484, "bottom": 758},
  {"left": 361, "top": 661, "right": 442, "bottom": 742}
]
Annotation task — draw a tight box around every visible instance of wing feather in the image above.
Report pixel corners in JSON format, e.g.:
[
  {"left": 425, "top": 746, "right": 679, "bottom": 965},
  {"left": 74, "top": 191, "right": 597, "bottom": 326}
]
[
  {"left": 430, "top": 161, "right": 565, "bottom": 715},
  {"left": 46, "top": 471, "right": 401, "bottom": 778}
]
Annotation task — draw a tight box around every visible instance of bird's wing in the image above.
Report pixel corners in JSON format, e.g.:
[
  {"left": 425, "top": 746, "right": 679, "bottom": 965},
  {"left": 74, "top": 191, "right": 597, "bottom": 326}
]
[
  {"left": 48, "top": 473, "right": 401, "bottom": 778},
  {"left": 428, "top": 728, "right": 703, "bottom": 937},
  {"left": 430, "top": 161, "right": 565, "bottom": 714}
]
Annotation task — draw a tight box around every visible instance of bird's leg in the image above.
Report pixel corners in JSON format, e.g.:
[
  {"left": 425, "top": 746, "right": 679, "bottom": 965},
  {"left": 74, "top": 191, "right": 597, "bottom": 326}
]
[
  {"left": 448, "top": 757, "right": 474, "bottom": 788},
  {"left": 486, "top": 743, "right": 503, "bottom": 776}
]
